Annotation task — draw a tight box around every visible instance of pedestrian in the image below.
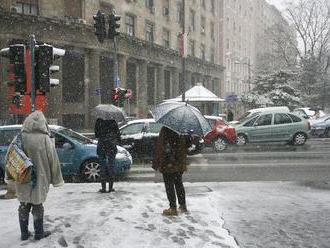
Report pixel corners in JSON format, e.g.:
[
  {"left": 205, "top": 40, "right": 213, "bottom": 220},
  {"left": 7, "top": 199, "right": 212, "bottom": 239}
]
[
  {"left": 227, "top": 109, "right": 234, "bottom": 122},
  {"left": 12, "top": 111, "right": 64, "bottom": 241},
  {"left": 95, "top": 118, "right": 121, "bottom": 193},
  {"left": 152, "top": 126, "right": 188, "bottom": 216}
]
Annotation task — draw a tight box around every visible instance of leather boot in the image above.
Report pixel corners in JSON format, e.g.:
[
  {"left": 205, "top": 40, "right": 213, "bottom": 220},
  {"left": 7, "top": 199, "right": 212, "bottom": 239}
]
[
  {"left": 34, "top": 219, "right": 51, "bottom": 240},
  {"left": 32, "top": 204, "right": 50, "bottom": 240},
  {"left": 18, "top": 203, "right": 31, "bottom": 240},
  {"left": 99, "top": 182, "right": 106, "bottom": 193},
  {"left": 108, "top": 181, "right": 115, "bottom": 192}
]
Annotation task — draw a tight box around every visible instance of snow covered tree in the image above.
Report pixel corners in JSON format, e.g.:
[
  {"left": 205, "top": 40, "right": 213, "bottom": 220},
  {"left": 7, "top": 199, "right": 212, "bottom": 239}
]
[
  {"left": 241, "top": 71, "right": 302, "bottom": 110},
  {"left": 285, "top": 0, "right": 330, "bottom": 108}
]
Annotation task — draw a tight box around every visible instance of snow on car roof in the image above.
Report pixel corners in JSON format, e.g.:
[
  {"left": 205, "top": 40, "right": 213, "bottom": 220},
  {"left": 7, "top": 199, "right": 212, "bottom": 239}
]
[
  {"left": 0, "top": 124, "right": 64, "bottom": 130},
  {"left": 126, "top": 118, "right": 155, "bottom": 125}
]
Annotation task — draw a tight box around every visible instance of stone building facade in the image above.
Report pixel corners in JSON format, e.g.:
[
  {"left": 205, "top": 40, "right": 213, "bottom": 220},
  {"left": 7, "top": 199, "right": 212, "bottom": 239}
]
[
  {"left": 0, "top": 0, "right": 223, "bottom": 130},
  {"left": 218, "top": 0, "right": 294, "bottom": 115}
]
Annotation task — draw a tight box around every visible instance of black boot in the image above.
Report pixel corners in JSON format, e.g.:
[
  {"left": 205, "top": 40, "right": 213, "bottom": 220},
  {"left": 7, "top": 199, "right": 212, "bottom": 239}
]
[
  {"left": 99, "top": 182, "right": 106, "bottom": 193},
  {"left": 108, "top": 181, "right": 115, "bottom": 192},
  {"left": 32, "top": 204, "right": 50, "bottom": 240},
  {"left": 34, "top": 219, "right": 51, "bottom": 240},
  {"left": 18, "top": 203, "right": 31, "bottom": 241}
]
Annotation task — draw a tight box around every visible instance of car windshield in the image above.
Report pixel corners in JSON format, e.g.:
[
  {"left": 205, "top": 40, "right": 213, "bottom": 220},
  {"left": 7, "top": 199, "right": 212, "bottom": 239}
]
[{"left": 56, "top": 128, "right": 93, "bottom": 144}]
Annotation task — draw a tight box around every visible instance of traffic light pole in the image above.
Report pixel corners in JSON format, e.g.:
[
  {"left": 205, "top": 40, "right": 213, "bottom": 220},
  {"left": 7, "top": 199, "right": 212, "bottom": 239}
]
[
  {"left": 113, "top": 36, "right": 120, "bottom": 88},
  {"left": 28, "top": 34, "right": 36, "bottom": 112},
  {"left": 181, "top": 0, "right": 186, "bottom": 102}
]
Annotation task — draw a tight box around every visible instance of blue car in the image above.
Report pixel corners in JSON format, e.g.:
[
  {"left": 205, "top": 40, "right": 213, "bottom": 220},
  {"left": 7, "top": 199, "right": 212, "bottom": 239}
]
[{"left": 0, "top": 125, "right": 132, "bottom": 182}]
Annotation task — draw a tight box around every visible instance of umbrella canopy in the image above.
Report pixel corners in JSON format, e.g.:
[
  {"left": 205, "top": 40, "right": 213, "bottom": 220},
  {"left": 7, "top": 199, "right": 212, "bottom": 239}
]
[
  {"left": 91, "top": 104, "right": 126, "bottom": 125},
  {"left": 150, "top": 102, "right": 211, "bottom": 136}
]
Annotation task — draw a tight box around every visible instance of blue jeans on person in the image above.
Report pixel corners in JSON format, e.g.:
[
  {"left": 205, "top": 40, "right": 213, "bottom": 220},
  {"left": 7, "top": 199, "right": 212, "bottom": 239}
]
[{"left": 99, "top": 153, "right": 115, "bottom": 192}]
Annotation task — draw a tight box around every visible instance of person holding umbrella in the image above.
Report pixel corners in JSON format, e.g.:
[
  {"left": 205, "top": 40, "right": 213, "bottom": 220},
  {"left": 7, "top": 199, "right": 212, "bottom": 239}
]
[
  {"left": 94, "top": 118, "right": 121, "bottom": 193},
  {"left": 152, "top": 126, "right": 188, "bottom": 216}
]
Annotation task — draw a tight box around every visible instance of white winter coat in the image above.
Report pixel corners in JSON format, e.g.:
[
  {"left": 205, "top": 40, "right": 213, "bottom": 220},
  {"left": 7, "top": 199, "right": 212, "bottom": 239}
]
[{"left": 15, "top": 111, "right": 64, "bottom": 204}]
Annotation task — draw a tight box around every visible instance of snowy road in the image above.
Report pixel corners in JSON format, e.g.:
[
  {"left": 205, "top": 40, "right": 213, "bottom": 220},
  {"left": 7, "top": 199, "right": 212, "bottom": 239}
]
[{"left": 1, "top": 181, "right": 330, "bottom": 248}]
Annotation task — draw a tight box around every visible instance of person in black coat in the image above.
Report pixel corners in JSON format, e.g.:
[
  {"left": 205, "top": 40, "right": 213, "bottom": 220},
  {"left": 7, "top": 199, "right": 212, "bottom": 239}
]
[{"left": 94, "top": 118, "right": 121, "bottom": 193}]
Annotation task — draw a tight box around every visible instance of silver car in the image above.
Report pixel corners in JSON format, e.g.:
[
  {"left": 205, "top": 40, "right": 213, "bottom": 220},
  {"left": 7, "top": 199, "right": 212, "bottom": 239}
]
[{"left": 235, "top": 111, "right": 310, "bottom": 146}]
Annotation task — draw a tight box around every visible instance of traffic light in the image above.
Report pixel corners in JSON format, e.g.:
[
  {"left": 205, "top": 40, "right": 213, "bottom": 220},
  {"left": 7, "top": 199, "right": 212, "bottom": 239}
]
[
  {"left": 111, "top": 87, "right": 130, "bottom": 107},
  {"left": 35, "top": 44, "right": 65, "bottom": 93},
  {"left": 112, "top": 87, "right": 120, "bottom": 102},
  {"left": 93, "top": 10, "right": 107, "bottom": 43},
  {"left": 108, "top": 12, "right": 121, "bottom": 39},
  {"left": 0, "top": 45, "right": 26, "bottom": 93}
]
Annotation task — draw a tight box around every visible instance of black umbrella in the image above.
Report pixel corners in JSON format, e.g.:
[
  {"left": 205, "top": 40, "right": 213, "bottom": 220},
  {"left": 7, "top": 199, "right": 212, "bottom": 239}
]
[
  {"left": 150, "top": 102, "right": 211, "bottom": 136},
  {"left": 91, "top": 104, "right": 126, "bottom": 125}
]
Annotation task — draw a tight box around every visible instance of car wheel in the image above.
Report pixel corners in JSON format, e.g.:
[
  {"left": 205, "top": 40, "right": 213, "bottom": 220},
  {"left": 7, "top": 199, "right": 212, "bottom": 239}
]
[
  {"left": 81, "top": 159, "right": 101, "bottom": 182},
  {"left": 292, "top": 133, "right": 307, "bottom": 145},
  {"left": 213, "top": 137, "right": 228, "bottom": 152},
  {"left": 236, "top": 134, "right": 247, "bottom": 146},
  {"left": 325, "top": 128, "right": 330, "bottom": 138}
]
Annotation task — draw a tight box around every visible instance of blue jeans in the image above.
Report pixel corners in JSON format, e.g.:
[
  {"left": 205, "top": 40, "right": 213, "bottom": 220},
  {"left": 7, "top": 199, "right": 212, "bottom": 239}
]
[{"left": 99, "top": 154, "right": 115, "bottom": 182}]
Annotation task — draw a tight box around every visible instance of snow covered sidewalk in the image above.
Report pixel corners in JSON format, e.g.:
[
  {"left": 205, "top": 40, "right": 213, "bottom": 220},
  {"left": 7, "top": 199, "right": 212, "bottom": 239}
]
[{"left": 0, "top": 183, "right": 238, "bottom": 248}]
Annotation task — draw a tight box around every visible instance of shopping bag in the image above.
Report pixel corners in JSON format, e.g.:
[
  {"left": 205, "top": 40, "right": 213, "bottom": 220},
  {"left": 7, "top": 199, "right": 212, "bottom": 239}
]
[{"left": 5, "top": 134, "right": 34, "bottom": 184}]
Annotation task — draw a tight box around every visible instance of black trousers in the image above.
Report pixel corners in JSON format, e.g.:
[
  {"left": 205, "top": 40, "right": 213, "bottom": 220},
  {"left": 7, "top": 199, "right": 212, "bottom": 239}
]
[{"left": 163, "top": 172, "right": 186, "bottom": 208}]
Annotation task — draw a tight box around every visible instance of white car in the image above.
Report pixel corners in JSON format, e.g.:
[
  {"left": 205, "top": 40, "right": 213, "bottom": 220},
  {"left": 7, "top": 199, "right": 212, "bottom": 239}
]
[{"left": 293, "top": 107, "right": 326, "bottom": 120}]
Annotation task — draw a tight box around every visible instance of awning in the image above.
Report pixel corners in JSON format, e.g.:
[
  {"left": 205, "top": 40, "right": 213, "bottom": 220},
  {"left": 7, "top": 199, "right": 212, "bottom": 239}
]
[{"left": 165, "top": 84, "right": 224, "bottom": 102}]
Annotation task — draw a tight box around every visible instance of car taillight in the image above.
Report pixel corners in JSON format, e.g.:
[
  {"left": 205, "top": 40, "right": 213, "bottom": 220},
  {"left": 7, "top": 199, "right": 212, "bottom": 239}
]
[
  {"left": 307, "top": 121, "right": 311, "bottom": 130},
  {"left": 227, "top": 127, "right": 236, "bottom": 135}
]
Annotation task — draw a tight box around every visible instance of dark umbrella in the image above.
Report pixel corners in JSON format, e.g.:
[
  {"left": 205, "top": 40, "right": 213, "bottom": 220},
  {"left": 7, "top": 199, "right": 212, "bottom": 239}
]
[
  {"left": 91, "top": 104, "right": 126, "bottom": 125},
  {"left": 150, "top": 102, "right": 211, "bottom": 136}
]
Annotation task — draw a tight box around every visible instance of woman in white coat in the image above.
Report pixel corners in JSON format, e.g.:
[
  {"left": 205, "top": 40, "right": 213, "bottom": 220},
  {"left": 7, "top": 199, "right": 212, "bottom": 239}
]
[{"left": 15, "top": 111, "right": 64, "bottom": 240}]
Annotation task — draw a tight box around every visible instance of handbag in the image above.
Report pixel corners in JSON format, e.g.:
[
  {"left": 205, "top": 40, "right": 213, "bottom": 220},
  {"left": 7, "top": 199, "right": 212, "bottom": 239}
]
[{"left": 5, "top": 133, "right": 34, "bottom": 184}]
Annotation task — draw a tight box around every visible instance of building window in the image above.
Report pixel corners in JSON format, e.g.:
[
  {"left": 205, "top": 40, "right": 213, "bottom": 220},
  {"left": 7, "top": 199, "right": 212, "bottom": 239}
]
[
  {"left": 145, "top": 22, "right": 154, "bottom": 42},
  {"left": 163, "top": 0, "right": 170, "bottom": 17},
  {"left": 64, "top": 0, "right": 82, "bottom": 18},
  {"left": 190, "top": 9, "right": 195, "bottom": 31},
  {"left": 201, "top": 16, "right": 206, "bottom": 34},
  {"left": 16, "top": 0, "right": 38, "bottom": 15},
  {"left": 145, "top": 0, "right": 154, "bottom": 14},
  {"left": 147, "top": 67, "right": 156, "bottom": 105},
  {"left": 201, "top": 0, "right": 206, "bottom": 9},
  {"left": 189, "top": 40, "right": 195, "bottom": 57},
  {"left": 63, "top": 50, "right": 85, "bottom": 103},
  {"left": 210, "top": 22, "right": 214, "bottom": 41},
  {"left": 211, "top": 0, "right": 215, "bottom": 15},
  {"left": 226, "top": 39, "right": 230, "bottom": 49},
  {"left": 210, "top": 47, "right": 215, "bottom": 63},
  {"left": 125, "top": 14, "right": 135, "bottom": 36},
  {"left": 100, "top": 56, "right": 115, "bottom": 104},
  {"left": 177, "top": 2, "right": 183, "bottom": 26},
  {"left": 200, "top": 44, "right": 206, "bottom": 60},
  {"left": 163, "top": 29, "right": 171, "bottom": 48}
]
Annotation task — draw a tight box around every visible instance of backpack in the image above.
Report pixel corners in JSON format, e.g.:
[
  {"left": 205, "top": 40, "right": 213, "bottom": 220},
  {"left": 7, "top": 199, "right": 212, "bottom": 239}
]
[{"left": 5, "top": 133, "right": 35, "bottom": 185}]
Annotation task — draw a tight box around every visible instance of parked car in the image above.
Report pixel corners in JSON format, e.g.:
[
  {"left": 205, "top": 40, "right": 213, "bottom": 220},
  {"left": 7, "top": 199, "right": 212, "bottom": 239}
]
[
  {"left": 234, "top": 111, "right": 310, "bottom": 146},
  {"left": 309, "top": 114, "right": 330, "bottom": 138},
  {"left": 293, "top": 107, "right": 326, "bottom": 120},
  {"left": 232, "top": 106, "right": 290, "bottom": 124},
  {"left": 203, "top": 115, "right": 237, "bottom": 152},
  {"left": 119, "top": 119, "right": 203, "bottom": 160},
  {"left": 0, "top": 125, "right": 132, "bottom": 183}
]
